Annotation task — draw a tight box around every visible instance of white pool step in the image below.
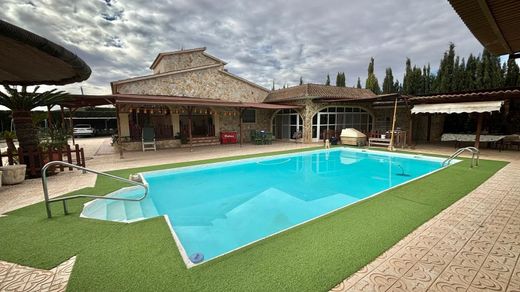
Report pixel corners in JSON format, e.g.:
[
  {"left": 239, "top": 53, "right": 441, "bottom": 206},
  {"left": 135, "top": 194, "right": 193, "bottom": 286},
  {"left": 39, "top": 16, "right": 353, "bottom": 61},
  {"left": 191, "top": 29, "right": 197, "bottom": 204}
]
[{"left": 81, "top": 187, "right": 159, "bottom": 223}]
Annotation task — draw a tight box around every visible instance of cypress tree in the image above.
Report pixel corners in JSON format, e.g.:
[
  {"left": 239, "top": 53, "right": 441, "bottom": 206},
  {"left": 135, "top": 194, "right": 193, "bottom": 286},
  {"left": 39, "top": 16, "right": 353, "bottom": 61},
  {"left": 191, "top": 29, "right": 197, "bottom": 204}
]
[
  {"left": 299, "top": 76, "right": 303, "bottom": 85},
  {"left": 271, "top": 80, "right": 275, "bottom": 91},
  {"left": 365, "top": 57, "right": 381, "bottom": 94},
  {"left": 505, "top": 59, "right": 520, "bottom": 86},
  {"left": 325, "top": 74, "right": 330, "bottom": 86},
  {"left": 382, "top": 68, "right": 395, "bottom": 94},
  {"left": 435, "top": 43, "right": 456, "bottom": 93},
  {"left": 336, "top": 72, "right": 346, "bottom": 87},
  {"left": 356, "top": 77, "right": 362, "bottom": 89}
]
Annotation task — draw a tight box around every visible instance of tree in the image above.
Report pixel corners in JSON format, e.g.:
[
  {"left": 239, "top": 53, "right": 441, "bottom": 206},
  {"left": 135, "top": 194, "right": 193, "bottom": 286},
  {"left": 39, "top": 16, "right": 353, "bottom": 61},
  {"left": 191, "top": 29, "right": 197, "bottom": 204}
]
[
  {"left": 382, "top": 68, "right": 395, "bottom": 94},
  {"left": 365, "top": 57, "right": 381, "bottom": 94},
  {"left": 271, "top": 80, "right": 275, "bottom": 91},
  {"left": 325, "top": 74, "right": 331, "bottom": 86},
  {"left": 336, "top": 72, "right": 346, "bottom": 87},
  {"left": 505, "top": 59, "right": 520, "bottom": 87},
  {"left": 299, "top": 76, "right": 303, "bottom": 85},
  {"left": 434, "top": 43, "right": 456, "bottom": 93},
  {"left": 0, "top": 85, "right": 68, "bottom": 151},
  {"left": 356, "top": 77, "right": 362, "bottom": 88}
]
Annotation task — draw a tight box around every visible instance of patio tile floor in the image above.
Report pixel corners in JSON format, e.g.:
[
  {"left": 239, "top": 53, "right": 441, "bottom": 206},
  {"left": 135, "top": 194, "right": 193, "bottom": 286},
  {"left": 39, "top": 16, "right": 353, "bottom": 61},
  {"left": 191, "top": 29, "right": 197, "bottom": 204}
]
[
  {"left": 0, "top": 257, "right": 75, "bottom": 292},
  {"left": 331, "top": 159, "right": 520, "bottom": 292}
]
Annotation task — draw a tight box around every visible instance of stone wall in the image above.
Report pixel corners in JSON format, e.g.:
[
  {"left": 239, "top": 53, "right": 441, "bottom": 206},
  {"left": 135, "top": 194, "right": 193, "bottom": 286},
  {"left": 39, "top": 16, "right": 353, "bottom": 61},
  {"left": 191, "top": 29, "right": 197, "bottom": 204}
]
[
  {"left": 115, "top": 67, "right": 269, "bottom": 103},
  {"left": 153, "top": 51, "right": 222, "bottom": 74},
  {"left": 216, "top": 108, "right": 273, "bottom": 142}
]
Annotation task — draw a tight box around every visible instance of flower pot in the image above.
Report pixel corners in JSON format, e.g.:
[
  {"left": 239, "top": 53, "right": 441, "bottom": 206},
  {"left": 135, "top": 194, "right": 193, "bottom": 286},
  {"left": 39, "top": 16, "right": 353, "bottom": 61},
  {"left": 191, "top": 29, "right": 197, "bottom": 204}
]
[{"left": 0, "top": 164, "right": 27, "bottom": 185}]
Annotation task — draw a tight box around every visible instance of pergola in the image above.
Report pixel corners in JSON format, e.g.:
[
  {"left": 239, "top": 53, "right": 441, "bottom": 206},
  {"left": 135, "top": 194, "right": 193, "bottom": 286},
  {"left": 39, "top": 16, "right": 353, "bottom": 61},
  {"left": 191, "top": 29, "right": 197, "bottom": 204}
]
[
  {"left": 409, "top": 88, "right": 520, "bottom": 147},
  {"left": 61, "top": 94, "right": 301, "bottom": 157}
]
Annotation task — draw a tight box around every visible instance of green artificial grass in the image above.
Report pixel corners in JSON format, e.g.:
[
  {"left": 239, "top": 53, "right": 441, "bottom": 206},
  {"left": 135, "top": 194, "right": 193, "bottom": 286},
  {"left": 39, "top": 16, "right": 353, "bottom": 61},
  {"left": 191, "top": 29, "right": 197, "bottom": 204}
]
[{"left": 0, "top": 147, "right": 507, "bottom": 291}]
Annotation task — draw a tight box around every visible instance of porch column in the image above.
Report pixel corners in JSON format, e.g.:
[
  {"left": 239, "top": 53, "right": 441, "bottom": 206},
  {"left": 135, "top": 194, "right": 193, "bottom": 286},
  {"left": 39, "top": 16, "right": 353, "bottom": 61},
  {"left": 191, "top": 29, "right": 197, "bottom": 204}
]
[
  {"left": 238, "top": 108, "right": 243, "bottom": 146},
  {"left": 188, "top": 106, "right": 193, "bottom": 151},
  {"left": 474, "top": 112, "right": 483, "bottom": 148},
  {"left": 116, "top": 104, "right": 124, "bottom": 159}
]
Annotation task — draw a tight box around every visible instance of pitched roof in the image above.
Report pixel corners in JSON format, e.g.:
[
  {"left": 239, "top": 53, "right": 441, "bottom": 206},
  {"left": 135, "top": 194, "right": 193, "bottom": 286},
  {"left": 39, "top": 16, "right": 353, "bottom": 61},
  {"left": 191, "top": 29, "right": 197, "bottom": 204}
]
[
  {"left": 149, "top": 47, "right": 227, "bottom": 69},
  {"left": 0, "top": 19, "right": 91, "bottom": 85},
  {"left": 410, "top": 87, "right": 520, "bottom": 104},
  {"left": 448, "top": 0, "right": 520, "bottom": 56},
  {"left": 265, "top": 84, "right": 376, "bottom": 102}
]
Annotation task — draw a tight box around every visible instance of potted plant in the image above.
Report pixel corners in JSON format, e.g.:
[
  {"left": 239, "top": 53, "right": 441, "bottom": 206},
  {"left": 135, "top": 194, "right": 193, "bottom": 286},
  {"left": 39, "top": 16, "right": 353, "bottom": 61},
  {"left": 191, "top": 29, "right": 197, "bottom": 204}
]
[{"left": 2, "top": 131, "right": 17, "bottom": 154}]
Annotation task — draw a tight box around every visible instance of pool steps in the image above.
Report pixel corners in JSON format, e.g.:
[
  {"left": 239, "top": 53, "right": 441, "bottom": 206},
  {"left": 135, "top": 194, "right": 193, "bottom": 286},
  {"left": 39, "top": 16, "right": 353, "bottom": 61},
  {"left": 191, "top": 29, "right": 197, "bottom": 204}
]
[{"left": 81, "top": 186, "right": 159, "bottom": 223}]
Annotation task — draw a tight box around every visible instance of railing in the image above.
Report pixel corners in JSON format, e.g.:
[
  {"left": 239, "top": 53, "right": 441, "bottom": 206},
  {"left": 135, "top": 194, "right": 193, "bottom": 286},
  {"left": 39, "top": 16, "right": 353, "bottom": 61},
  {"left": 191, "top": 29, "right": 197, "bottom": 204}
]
[
  {"left": 442, "top": 147, "right": 480, "bottom": 168},
  {"left": 41, "top": 161, "right": 148, "bottom": 218},
  {"left": 1, "top": 144, "right": 85, "bottom": 177}
]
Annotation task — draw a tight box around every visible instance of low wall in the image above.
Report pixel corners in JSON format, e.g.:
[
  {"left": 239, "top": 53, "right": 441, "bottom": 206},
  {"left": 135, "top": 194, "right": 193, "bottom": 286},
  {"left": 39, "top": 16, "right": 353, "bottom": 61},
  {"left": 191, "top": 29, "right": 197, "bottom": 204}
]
[{"left": 122, "top": 139, "right": 181, "bottom": 151}]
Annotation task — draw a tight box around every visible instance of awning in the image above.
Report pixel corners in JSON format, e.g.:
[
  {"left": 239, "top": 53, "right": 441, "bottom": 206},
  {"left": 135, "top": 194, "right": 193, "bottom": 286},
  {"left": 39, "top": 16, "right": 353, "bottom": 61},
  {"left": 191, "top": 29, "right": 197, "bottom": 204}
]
[{"left": 411, "top": 100, "right": 504, "bottom": 114}]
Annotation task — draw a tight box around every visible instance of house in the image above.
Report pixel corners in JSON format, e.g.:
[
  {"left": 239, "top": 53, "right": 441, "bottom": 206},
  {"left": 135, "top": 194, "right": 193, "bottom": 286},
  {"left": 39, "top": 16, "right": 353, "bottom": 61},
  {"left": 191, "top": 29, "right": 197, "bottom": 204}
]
[{"left": 109, "top": 47, "right": 409, "bottom": 149}]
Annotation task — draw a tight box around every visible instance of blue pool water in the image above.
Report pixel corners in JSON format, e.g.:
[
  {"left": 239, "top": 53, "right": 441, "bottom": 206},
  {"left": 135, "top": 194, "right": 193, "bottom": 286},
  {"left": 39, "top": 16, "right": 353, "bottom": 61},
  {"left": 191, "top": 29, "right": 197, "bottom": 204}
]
[{"left": 81, "top": 148, "right": 447, "bottom": 265}]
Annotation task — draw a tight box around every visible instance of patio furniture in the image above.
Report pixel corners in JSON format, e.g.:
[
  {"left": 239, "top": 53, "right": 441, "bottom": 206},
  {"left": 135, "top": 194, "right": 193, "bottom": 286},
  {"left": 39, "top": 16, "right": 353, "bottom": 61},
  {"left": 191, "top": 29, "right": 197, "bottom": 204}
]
[
  {"left": 501, "top": 134, "right": 520, "bottom": 151},
  {"left": 142, "top": 127, "right": 157, "bottom": 151},
  {"left": 251, "top": 130, "right": 263, "bottom": 145},
  {"left": 262, "top": 132, "right": 273, "bottom": 144},
  {"left": 441, "top": 133, "right": 506, "bottom": 148}
]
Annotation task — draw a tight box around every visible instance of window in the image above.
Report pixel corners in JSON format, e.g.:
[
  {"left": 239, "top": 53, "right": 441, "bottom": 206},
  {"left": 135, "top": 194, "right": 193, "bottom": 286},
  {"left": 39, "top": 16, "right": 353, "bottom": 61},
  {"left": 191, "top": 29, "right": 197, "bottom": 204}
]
[
  {"left": 311, "top": 106, "right": 373, "bottom": 140},
  {"left": 272, "top": 109, "right": 303, "bottom": 139},
  {"left": 242, "top": 109, "right": 256, "bottom": 123}
]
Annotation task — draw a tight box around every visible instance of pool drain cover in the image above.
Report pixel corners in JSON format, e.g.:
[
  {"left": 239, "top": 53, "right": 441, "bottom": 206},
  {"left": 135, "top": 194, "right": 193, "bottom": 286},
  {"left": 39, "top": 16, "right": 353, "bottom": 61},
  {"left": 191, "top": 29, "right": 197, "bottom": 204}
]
[{"left": 189, "top": 253, "right": 204, "bottom": 264}]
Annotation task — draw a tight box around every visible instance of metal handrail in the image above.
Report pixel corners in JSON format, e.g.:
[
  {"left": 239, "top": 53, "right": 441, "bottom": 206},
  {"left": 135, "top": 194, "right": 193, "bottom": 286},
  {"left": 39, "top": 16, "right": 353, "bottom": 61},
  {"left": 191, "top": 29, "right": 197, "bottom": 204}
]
[
  {"left": 442, "top": 147, "right": 480, "bottom": 168},
  {"left": 41, "top": 161, "right": 148, "bottom": 218}
]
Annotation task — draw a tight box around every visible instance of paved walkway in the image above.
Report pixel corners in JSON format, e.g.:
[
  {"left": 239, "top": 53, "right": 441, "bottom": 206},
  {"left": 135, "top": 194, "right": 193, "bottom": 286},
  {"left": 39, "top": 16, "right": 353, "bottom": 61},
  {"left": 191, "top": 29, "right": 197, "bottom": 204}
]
[
  {"left": 332, "top": 151, "right": 520, "bottom": 291},
  {"left": 0, "top": 257, "right": 75, "bottom": 292}
]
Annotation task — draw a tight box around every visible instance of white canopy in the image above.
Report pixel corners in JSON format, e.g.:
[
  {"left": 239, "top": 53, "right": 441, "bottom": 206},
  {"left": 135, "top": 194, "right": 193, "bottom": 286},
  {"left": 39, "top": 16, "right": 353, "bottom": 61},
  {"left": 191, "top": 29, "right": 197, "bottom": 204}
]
[{"left": 411, "top": 100, "right": 504, "bottom": 114}]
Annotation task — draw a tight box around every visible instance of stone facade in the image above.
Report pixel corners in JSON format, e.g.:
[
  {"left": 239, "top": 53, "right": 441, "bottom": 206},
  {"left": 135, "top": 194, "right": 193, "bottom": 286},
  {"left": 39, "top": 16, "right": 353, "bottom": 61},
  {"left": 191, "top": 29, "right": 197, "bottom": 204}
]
[
  {"left": 115, "top": 66, "right": 268, "bottom": 103},
  {"left": 152, "top": 50, "right": 223, "bottom": 74}
]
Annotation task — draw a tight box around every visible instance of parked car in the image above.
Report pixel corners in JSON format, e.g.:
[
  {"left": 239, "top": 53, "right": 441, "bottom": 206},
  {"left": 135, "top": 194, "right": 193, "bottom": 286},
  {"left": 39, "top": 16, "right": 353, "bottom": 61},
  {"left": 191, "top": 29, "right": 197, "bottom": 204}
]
[{"left": 73, "top": 124, "right": 95, "bottom": 137}]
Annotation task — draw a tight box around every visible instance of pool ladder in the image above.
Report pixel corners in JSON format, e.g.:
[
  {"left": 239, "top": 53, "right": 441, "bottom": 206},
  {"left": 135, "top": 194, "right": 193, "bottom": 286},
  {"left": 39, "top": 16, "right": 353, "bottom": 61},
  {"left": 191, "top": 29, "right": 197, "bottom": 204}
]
[
  {"left": 41, "top": 161, "right": 148, "bottom": 218},
  {"left": 442, "top": 147, "right": 480, "bottom": 168}
]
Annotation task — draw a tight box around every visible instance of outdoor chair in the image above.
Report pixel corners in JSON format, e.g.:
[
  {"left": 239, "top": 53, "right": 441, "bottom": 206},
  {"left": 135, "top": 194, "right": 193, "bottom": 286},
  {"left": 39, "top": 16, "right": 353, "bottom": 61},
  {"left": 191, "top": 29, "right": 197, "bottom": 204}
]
[
  {"left": 251, "top": 130, "right": 263, "bottom": 145},
  {"left": 142, "top": 127, "right": 157, "bottom": 151},
  {"left": 262, "top": 132, "right": 273, "bottom": 144}
]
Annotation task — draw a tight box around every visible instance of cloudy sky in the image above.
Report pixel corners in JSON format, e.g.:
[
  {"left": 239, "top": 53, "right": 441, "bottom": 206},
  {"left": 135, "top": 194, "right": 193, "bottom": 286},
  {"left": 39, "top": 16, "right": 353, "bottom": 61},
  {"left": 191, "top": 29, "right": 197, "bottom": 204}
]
[{"left": 2, "top": 0, "right": 487, "bottom": 94}]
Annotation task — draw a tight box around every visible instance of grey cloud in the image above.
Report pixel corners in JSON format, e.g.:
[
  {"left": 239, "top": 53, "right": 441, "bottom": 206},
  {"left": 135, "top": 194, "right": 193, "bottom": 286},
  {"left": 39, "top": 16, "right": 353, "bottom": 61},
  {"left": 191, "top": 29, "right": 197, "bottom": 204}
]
[{"left": 1, "top": 0, "right": 484, "bottom": 94}]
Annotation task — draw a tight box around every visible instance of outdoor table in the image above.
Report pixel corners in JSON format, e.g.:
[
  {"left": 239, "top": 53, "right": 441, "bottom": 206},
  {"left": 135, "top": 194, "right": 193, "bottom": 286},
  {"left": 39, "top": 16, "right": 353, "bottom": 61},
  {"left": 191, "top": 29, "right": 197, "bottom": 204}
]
[{"left": 441, "top": 133, "right": 506, "bottom": 148}]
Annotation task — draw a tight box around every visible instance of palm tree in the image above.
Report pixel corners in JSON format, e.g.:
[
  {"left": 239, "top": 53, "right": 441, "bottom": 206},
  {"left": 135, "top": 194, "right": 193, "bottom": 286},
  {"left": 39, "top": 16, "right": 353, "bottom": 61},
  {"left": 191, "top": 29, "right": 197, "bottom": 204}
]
[{"left": 0, "top": 85, "right": 68, "bottom": 151}]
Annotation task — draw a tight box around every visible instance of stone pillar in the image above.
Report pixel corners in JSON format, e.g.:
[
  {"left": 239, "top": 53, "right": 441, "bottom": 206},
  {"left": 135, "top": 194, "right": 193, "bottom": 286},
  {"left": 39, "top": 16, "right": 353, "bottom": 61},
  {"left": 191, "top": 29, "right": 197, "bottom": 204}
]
[
  {"left": 302, "top": 106, "right": 314, "bottom": 144},
  {"left": 171, "top": 113, "right": 180, "bottom": 137},
  {"left": 118, "top": 113, "right": 130, "bottom": 137}
]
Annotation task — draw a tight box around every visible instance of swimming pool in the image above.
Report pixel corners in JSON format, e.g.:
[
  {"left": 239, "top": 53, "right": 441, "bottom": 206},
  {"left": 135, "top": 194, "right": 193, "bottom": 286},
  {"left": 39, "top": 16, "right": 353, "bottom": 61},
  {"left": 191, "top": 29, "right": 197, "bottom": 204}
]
[{"left": 81, "top": 148, "right": 452, "bottom": 266}]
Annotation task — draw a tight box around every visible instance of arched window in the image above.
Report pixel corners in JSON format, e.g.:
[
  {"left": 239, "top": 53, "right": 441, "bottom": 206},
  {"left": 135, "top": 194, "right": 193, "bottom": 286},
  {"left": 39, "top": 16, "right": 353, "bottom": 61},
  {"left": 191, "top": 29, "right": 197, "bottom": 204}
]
[
  {"left": 272, "top": 109, "right": 303, "bottom": 140},
  {"left": 311, "top": 106, "right": 373, "bottom": 141}
]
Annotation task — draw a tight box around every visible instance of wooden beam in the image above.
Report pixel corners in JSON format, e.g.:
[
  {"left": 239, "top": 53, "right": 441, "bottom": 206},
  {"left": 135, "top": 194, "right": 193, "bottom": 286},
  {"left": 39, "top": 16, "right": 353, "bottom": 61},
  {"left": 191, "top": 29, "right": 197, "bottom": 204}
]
[
  {"left": 474, "top": 112, "right": 483, "bottom": 148},
  {"left": 477, "top": 0, "right": 512, "bottom": 54},
  {"left": 68, "top": 107, "right": 76, "bottom": 146},
  {"left": 388, "top": 96, "right": 398, "bottom": 151}
]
